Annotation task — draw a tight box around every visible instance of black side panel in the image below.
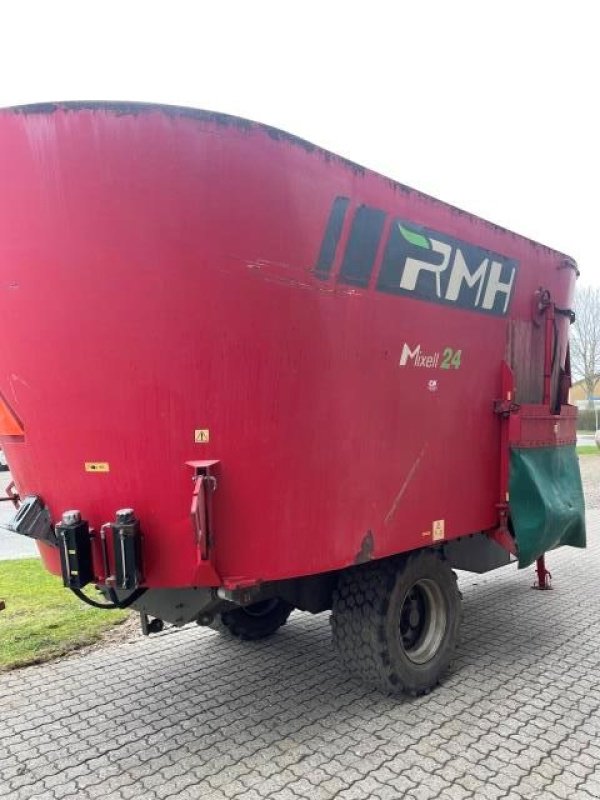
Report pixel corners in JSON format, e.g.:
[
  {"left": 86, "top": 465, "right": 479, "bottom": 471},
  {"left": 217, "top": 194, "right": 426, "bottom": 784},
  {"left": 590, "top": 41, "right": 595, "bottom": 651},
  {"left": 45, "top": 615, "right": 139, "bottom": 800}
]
[
  {"left": 339, "top": 205, "right": 387, "bottom": 287},
  {"left": 314, "top": 196, "right": 350, "bottom": 277},
  {"left": 442, "top": 533, "right": 513, "bottom": 573}
]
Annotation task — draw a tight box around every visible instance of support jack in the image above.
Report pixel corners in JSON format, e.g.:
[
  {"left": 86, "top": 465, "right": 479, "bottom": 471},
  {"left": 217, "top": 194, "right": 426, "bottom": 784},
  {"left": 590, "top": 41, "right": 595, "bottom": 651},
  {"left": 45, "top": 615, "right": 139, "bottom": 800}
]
[{"left": 533, "top": 555, "right": 552, "bottom": 590}]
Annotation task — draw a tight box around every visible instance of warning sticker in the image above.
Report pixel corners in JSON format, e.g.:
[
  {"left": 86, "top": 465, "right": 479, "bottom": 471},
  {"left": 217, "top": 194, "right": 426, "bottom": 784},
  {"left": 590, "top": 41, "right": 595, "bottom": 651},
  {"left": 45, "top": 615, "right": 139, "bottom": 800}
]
[
  {"left": 194, "top": 429, "right": 210, "bottom": 443},
  {"left": 432, "top": 519, "right": 445, "bottom": 541},
  {"left": 85, "top": 462, "right": 110, "bottom": 473}
]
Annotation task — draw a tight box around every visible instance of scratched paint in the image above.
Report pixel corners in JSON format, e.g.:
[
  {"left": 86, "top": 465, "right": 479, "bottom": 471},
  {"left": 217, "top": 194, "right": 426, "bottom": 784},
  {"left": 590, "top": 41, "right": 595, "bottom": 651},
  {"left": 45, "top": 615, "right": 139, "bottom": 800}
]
[{"left": 384, "top": 444, "right": 429, "bottom": 526}]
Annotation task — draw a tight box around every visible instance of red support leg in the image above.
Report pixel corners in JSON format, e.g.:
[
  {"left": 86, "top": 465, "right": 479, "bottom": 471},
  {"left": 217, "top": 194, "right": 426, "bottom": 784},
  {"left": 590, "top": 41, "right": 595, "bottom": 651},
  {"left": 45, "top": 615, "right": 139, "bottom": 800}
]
[{"left": 534, "top": 555, "right": 552, "bottom": 590}]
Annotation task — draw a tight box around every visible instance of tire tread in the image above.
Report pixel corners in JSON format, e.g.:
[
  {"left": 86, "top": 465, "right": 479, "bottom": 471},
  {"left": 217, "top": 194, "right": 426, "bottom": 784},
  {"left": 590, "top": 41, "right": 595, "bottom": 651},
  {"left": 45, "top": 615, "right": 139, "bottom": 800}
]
[{"left": 331, "top": 551, "right": 461, "bottom": 696}]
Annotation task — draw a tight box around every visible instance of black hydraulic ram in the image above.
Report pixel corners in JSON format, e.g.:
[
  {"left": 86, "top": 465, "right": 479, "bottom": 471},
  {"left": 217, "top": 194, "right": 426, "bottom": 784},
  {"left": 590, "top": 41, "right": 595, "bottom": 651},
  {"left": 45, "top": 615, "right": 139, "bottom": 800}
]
[
  {"left": 111, "top": 508, "right": 143, "bottom": 590},
  {"left": 57, "top": 506, "right": 146, "bottom": 609},
  {"left": 56, "top": 511, "right": 94, "bottom": 589}
]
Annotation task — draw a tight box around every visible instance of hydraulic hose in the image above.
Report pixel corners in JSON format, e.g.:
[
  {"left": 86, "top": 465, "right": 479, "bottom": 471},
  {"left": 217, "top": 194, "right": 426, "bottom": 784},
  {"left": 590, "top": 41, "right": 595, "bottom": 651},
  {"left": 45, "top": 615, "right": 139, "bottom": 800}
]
[{"left": 70, "top": 586, "right": 147, "bottom": 610}]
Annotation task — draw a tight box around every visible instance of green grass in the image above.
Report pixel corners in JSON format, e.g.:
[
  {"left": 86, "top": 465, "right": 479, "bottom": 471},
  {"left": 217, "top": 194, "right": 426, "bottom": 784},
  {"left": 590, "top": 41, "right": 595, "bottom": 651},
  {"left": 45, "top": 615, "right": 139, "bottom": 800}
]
[
  {"left": 577, "top": 445, "right": 600, "bottom": 456},
  {"left": 0, "top": 559, "right": 128, "bottom": 670}
]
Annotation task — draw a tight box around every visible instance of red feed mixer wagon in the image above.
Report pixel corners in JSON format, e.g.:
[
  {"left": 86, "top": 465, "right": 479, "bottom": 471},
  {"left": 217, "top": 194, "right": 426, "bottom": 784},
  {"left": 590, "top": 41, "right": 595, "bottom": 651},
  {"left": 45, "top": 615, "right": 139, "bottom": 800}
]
[{"left": 0, "top": 102, "right": 585, "bottom": 695}]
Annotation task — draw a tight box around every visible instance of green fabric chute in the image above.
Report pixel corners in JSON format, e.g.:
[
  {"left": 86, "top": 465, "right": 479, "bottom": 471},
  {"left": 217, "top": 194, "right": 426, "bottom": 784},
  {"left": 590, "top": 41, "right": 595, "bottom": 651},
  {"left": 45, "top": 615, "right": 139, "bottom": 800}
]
[{"left": 509, "top": 445, "right": 586, "bottom": 568}]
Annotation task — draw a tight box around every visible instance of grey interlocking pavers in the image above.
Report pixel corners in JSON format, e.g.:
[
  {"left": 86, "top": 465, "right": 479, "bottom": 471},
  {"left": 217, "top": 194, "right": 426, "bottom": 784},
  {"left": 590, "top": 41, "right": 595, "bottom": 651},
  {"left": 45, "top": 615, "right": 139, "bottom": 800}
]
[{"left": 2, "top": 508, "right": 599, "bottom": 799}]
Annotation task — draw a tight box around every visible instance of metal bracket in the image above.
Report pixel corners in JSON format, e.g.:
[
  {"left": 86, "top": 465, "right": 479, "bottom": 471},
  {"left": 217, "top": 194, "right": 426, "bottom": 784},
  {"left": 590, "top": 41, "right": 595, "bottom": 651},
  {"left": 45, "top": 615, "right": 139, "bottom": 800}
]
[
  {"left": 186, "top": 460, "right": 220, "bottom": 560},
  {"left": 191, "top": 476, "right": 213, "bottom": 559},
  {"left": 532, "top": 287, "right": 552, "bottom": 327},
  {"left": 0, "top": 481, "right": 20, "bottom": 507},
  {"left": 489, "top": 503, "right": 517, "bottom": 556},
  {"left": 140, "top": 611, "right": 164, "bottom": 635},
  {"left": 493, "top": 399, "right": 521, "bottom": 418},
  {"left": 6, "top": 495, "right": 56, "bottom": 545}
]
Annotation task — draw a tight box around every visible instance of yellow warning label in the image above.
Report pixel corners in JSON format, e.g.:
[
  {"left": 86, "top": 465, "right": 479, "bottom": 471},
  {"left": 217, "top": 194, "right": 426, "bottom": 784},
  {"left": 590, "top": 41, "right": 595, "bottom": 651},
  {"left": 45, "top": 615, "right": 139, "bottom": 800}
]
[
  {"left": 194, "top": 429, "right": 210, "bottom": 443},
  {"left": 85, "top": 462, "right": 110, "bottom": 473},
  {"left": 432, "top": 519, "right": 445, "bottom": 542}
]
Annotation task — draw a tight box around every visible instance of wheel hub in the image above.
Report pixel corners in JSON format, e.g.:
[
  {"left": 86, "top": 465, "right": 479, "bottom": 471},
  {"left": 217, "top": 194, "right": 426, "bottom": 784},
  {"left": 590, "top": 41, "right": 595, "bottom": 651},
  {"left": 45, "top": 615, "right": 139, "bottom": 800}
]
[{"left": 399, "top": 578, "right": 447, "bottom": 664}]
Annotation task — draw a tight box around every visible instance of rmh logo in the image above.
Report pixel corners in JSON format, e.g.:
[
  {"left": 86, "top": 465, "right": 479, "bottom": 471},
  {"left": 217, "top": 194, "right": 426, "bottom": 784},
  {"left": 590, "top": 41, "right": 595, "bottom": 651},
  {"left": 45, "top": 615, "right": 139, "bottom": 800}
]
[{"left": 315, "top": 197, "right": 518, "bottom": 317}]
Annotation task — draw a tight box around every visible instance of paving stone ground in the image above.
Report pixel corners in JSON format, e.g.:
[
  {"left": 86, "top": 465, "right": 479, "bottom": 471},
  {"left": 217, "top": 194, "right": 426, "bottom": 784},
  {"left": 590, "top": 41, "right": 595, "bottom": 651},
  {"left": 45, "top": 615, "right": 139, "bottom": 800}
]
[
  {"left": 1, "top": 469, "right": 599, "bottom": 799},
  {"left": 580, "top": 456, "right": 600, "bottom": 510}
]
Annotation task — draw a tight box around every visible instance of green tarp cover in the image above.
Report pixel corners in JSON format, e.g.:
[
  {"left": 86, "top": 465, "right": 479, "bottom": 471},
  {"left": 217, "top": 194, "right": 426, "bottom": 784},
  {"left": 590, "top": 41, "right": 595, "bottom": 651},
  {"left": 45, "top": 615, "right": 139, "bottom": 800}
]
[{"left": 509, "top": 445, "right": 586, "bottom": 568}]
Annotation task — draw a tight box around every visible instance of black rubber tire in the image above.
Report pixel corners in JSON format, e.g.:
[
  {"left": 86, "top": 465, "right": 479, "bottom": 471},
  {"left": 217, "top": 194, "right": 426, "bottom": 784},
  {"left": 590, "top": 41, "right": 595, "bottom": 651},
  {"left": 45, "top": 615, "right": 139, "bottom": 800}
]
[
  {"left": 331, "top": 551, "right": 462, "bottom": 696},
  {"left": 214, "top": 598, "right": 294, "bottom": 641}
]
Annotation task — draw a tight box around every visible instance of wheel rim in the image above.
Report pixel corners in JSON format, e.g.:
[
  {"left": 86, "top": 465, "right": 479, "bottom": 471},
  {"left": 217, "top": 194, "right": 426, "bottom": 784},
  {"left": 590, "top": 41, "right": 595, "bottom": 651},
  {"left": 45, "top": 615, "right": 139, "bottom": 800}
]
[
  {"left": 399, "top": 578, "right": 447, "bottom": 664},
  {"left": 242, "top": 598, "right": 280, "bottom": 618}
]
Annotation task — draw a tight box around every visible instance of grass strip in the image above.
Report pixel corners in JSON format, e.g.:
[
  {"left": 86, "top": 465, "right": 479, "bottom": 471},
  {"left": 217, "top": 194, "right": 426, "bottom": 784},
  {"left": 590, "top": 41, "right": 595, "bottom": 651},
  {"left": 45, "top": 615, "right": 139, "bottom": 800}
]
[{"left": 0, "top": 558, "right": 128, "bottom": 670}]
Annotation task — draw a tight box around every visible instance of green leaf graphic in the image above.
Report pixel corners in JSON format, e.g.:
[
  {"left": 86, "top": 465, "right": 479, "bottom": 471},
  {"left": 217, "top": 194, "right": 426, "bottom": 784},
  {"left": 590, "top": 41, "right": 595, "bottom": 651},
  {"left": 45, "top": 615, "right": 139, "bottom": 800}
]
[{"left": 398, "top": 223, "right": 430, "bottom": 249}]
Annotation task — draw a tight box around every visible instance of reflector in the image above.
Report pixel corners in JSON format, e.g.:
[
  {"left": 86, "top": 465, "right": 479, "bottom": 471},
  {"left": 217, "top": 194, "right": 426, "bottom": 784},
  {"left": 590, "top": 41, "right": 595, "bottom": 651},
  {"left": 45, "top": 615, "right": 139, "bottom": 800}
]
[{"left": 0, "top": 393, "right": 24, "bottom": 436}]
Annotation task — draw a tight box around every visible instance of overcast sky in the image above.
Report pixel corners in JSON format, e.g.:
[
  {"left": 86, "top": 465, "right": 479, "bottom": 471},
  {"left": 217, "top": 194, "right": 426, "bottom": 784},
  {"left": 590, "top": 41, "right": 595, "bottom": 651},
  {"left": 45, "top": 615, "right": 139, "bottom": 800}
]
[{"left": 1, "top": 1, "right": 597, "bottom": 286}]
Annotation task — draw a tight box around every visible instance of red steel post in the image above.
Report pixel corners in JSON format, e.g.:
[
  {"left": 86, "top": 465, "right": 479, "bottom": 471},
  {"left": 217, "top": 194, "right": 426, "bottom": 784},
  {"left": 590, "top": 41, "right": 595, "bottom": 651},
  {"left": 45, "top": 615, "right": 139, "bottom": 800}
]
[{"left": 534, "top": 555, "right": 552, "bottom": 590}]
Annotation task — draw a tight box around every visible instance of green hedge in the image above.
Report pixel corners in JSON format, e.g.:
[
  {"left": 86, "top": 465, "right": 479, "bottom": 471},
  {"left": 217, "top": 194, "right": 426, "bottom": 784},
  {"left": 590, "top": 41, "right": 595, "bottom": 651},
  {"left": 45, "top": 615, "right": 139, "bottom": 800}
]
[{"left": 576, "top": 408, "right": 598, "bottom": 432}]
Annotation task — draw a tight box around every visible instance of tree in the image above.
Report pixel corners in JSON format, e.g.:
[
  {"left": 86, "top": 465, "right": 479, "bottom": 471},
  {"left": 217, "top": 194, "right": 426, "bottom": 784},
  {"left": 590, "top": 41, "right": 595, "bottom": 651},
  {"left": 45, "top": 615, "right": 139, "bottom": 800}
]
[{"left": 570, "top": 285, "right": 600, "bottom": 408}]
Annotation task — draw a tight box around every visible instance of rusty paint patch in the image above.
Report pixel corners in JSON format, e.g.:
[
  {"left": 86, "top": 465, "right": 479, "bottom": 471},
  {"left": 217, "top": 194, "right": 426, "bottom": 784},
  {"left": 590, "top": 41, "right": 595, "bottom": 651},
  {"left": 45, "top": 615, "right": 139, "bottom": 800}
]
[
  {"left": 5, "top": 101, "right": 364, "bottom": 173},
  {"left": 355, "top": 530, "right": 374, "bottom": 564}
]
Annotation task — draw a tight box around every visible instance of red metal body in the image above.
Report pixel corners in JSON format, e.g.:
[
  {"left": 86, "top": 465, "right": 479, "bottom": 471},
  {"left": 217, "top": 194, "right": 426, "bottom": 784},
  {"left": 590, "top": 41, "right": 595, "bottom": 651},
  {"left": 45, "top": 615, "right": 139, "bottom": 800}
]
[{"left": 0, "top": 103, "right": 578, "bottom": 590}]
